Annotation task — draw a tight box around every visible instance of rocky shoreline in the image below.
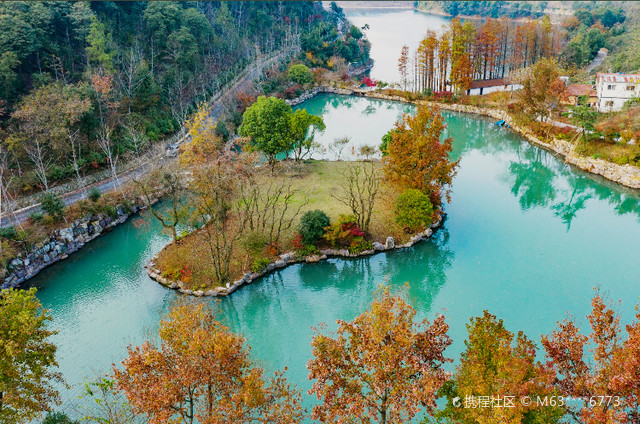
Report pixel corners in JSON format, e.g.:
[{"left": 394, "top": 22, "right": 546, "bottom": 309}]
[
  {"left": 1, "top": 198, "right": 158, "bottom": 289},
  {"left": 145, "top": 215, "right": 444, "bottom": 297}
]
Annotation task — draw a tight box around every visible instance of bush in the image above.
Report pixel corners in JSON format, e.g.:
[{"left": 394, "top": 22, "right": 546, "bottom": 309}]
[
  {"left": 394, "top": 189, "right": 434, "bottom": 232},
  {"left": 0, "top": 226, "right": 17, "bottom": 240},
  {"left": 323, "top": 214, "right": 365, "bottom": 248},
  {"left": 299, "top": 210, "right": 330, "bottom": 245},
  {"left": 241, "top": 231, "right": 270, "bottom": 256},
  {"left": 42, "top": 412, "right": 78, "bottom": 424},
  {"left": 100, "top": 205, "right": 118, "bottom": 219},
  {"left": 251, "top": 257, "right": 271, "bottom": 273},
  {"left": 349, "top": 239, "right": 373, "bottom": 254},
  {"left": 28, "top": 212, "right": 44, "bottom": 224},
  {"left": 40, "top": 192, "right": 65, "bottom": 220},
  {"left": 288, "top": 64, "right": 312, "bottom": 85},
  {"left": 88, "top": 187, "right": 101, "bottom": 202}
]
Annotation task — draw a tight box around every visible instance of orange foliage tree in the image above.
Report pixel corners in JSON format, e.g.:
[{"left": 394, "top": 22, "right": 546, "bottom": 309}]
[
  {"left": 542, "top": 294, "right": 640, "bottom": 423},
  {"left": 382, "top": 105, "right": 458, "bottom": 205},
  {"left": 437, "top": 311, "right": 563, "bottom": 423},
  {"left": 113, "top": 303, "right": 304, "bottom": 424},
  {"left": 307, "top": 288, "right": 452, "bottom": 424}
]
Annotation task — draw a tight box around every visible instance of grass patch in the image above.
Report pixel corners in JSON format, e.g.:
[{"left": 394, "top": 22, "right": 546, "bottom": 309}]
[{"left": 154, "top": 160, "right": 411, "bottom": 289}]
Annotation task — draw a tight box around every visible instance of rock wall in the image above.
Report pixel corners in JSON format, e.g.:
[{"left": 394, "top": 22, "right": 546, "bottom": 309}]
[
  {"left": 1, "top": 201, "right": 153, "bottom": 289},
  {"left": 146, "top": 215, "right": 443, "bottom": 297}
]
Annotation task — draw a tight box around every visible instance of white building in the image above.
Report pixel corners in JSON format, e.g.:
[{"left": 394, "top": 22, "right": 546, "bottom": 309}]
[{"left": 596, "top": 73, "right": 640, "bottom": 112}]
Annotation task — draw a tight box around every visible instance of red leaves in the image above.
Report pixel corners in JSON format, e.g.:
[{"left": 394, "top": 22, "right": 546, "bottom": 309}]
[
  {"left": 308, "top": 288, "right": 452, "bottom": 423},
  {"left": 542, "top": 293, "right": 640, "bottom": 422}
]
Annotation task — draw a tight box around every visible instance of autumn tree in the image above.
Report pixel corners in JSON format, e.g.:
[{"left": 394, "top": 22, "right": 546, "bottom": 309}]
[
  {"left": 190, "top": 150, "right": 254, "bottom": 285},
  {"left": 398, "top": 44, "right": 409, "bottom": 91},
  {"left": 437, "top": 311, "right": 564, "bottom": 424},
  {"left": 512, "top": 58, "right": 567, "bottom": 123},
  {"left": 0, "top": 288, "right": 62, "bottom": 424},
  {"left": 10, "top": 83, "right": 91, "bottom": 192},
  {"left": 332, "top": 161, "right": 381, "bottom": 235},
  {"left": 308, "top": 287, "right": 452, "bottom": 424},
  {"left": 383, "top": 105, "right": 458, "bottom": 205},
  {"left": 113, "top": 302, "right": 304, "bottom": 424},
  {"left": 542, "top": 294, "right": 640, "bottom": 423}
]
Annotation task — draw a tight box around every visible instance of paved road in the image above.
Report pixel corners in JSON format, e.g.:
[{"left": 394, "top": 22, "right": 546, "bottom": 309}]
[
  {"left": 587, "top": 48, "right": 608, "bottom": 73},
  {"left": 1, "top": 51, "right": 291, "bottom": 228}
]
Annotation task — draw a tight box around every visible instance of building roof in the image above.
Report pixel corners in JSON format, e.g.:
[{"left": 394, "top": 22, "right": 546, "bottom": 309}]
[
  {"left": 469, "top": 78, "right": 507, "bottom": 89},
  {"left": 597, "top": 73, "right": 640, "bottom": 83},
  {"left": 567, "top": 84, "right": 595, "bottom": 97}
]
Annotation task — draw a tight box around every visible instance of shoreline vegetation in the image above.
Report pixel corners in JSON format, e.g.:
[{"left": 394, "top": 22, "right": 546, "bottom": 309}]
[
  {"left": 145, "top": 86, "right": 640, "bottom": 297},
  {"left": 3, "top": 84, "right": 640, "bottom": 291}
]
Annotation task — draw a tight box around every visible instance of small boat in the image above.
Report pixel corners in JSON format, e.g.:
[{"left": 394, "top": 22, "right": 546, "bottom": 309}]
[{"left": 494, "top": 120, "right": 511, "bottom": 128}]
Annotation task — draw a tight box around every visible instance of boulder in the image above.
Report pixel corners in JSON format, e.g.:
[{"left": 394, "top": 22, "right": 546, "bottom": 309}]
[
  {"left": 305, "top": 255, "right": 321, "bottom": 263},
  {"left": 266, "top": 263, "right": 276, "bottom": 272},
  {"left": 372, "top": 242, "right": 385, "bottom": 251},
  {"left": 274, "top": 259, "right": 286, "bottom": 268},
  {"left": 424, "top": 228, "right": 433, "bottom": 237},
  {"left": 193, "top": 290, "right": 204, "bottom": 297},
  {"left": 385, "top": 237, "right": 395, "bottom": 249},
  {"left": 205, "top": 290, "right": 217, "bottom": 296},
  {"left": 337, "top": 249, "right": 350, "bottom": 257},
  {"left": 360, "top": 249, "right": 375, "bottom": 256}
]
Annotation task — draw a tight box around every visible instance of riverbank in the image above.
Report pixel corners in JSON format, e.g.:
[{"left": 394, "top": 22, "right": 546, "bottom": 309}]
[
  {"left": 0, "top": 196, "right": 159, "bottom": 289},
  {"left": 289, "top": 86, "right": 640, "bottom": 190},
  {"left": 146, "top": 214, "right": 444, "bottom": 297}
]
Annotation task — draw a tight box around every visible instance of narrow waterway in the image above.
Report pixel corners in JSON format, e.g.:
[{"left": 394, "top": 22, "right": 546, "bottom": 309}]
[{"left": 30, "top": 94, "right": 640, "bottom": 418}]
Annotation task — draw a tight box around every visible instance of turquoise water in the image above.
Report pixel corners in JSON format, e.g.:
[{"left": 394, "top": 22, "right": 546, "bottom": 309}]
[{"left": 30, "top": 94, "right": 640, "bottom": 417}]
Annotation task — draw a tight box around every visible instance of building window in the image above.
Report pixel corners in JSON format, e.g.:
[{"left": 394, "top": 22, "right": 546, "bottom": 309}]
[
  {"left": 607, "top": 84, "right": 614, "bottom": 90},
  {"left": 605, "top": 101, "right": 614, "bottom": 107},
  {"left": 627, "top": 85, "right": 636, "bottom": 91}
]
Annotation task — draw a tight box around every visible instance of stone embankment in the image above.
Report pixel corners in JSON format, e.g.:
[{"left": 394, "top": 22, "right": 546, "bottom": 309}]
[
  {"left": 146, "top": 216, "right": 444, "bottom": 297},
  {"left": 1, "top": 199, "right": 158, "bottom": 289}
]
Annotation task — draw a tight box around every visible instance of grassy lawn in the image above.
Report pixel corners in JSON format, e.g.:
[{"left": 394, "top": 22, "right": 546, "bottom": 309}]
[{"left": 155, "top": 160, "right": 411, "bottom": 289}]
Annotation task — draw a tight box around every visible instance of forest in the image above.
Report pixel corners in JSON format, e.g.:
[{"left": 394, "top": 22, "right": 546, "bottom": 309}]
[{"left": 0, "top": 1, "right": 369, "bottom": 197}]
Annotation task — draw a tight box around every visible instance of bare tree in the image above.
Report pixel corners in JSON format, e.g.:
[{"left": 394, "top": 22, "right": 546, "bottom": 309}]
[
  {"left": 190, "top": 152, "right": 253, "bottom": 285},
  {"left": 240, "top": 176, "right": 308, "bottom": 250},
  {"left": 332, "top": 161, "right": 381, "bottom": 234},
  {"left": 92, "top": 74, "right": 121, "bottom": 193},
  {"left": 133, "top": 165, "right": 188, "bottom": 243}
]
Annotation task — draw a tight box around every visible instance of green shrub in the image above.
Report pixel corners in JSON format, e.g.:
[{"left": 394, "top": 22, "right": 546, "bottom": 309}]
[
  {"left": 252, "top": 257, "right": 271, "bottom": 273},
  {"left": 88, "top": 187, "right": 101, "bottom": 202},
  {"left": 28, "top": 211, "right": 44, "bottom": 224},
  {"left": 394, "top": 189, "right": 434, "bottom": 232},
  {"left": 40, "top": 192, "right": 65, "bottom": 220},
  {"left": 349, "top": 239, "right": 373, "bottom": 254},
  {"left": 241, "top": 231, "right": 270, "bottom": 256},
  {"left": 100, "top": 205, "right": 118, "bottom": 219},
  {"left": 42, "top": 412, "right": 79, "bottom": 424},
  {"left": 299, "top": 210, "right": 330, "bottom": 245},
  {"left": 41, "top": 215, "right": 54, "bottom": 226},
  {"left": 288, "top": 64, "right": 312, "bottom": 85},
  {"left": 0, "top": 226, "right": 17, "bottom": 240}
]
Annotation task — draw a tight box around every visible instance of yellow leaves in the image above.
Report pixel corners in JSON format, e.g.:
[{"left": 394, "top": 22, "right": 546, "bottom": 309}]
[{"left": 180, "top": 102, "right": 223, "bottom": 167}]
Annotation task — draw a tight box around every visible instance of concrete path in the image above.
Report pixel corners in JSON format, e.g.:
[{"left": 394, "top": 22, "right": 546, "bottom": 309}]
[
  {"left": 587, "top": 48, "right": 608, "bottom": 73},
  {"left": 1, "top": 51, "right": 291, "bottom": 228}
]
